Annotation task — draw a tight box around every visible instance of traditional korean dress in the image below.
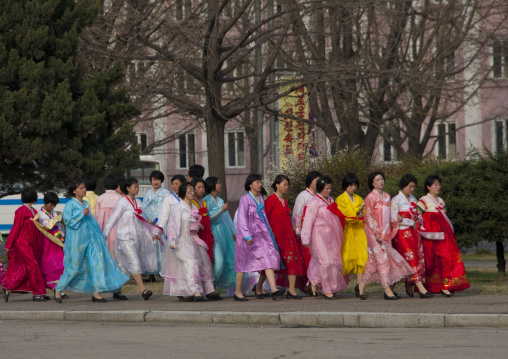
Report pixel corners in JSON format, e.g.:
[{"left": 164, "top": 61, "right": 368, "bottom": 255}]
[
  {"left": 36, "top": 207, "right": 65, "bottom": 290},
  {"left": 291, "top": 188, "right": 315, "bottom": 287},
  {"left": 391, "top": 192, "right": 425, "bottom": 283},
  {"left": 103, "top": 196, "right": 161, "bottom": 276},
  {"left": 191, "top": 197, "right": 214, "bottom": 264},
  {"left": 83, "top": 191, "right": 99, "bottom": 216},
  {"left": 55, "top": 198, "right": 129, "bottom": 294},
  {"left": 235, "top": 192, "right": 281, "bottom": 273},
  {"left": 0, "top": 262, "right": 6, "bottom": 284},
  {"left": 417, "top": 194, "right": 469, "bottom": 293},
  {"left": 2, "top": 205, "right": 46, "bottom": 295},
  {"left": 142, "top": 187, "right": 170, "bottom": 273},
  {"left": 96, "top": 190, "right": 123, "bottom": 256},
  {"left": 160, "top": 201, "right": 215, "bottom": 296},
  {"left": 265, "top": 193, "right": 304, "bottom": 286},
  {"left": 301, "top": 195, "right": 348, "bottom": 294},
  {"left": 203, "top": 194, "right": 236, "bottom": 288},
  {"left": 335, "top": 192, "right": 368, "bottom": 276},
  {"left": 158, "top": 192, "right": 182, "bottom": 237},
  {"left": 362, "top": 190, "right": 413, "bottom": 288}
]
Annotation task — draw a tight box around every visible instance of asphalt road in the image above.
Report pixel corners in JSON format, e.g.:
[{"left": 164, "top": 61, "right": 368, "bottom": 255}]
[{"left": 0, "top": 321, "right": 507, "bottom": 359}]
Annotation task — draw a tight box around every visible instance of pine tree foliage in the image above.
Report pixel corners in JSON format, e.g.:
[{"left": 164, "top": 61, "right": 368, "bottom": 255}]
[{"left": 0, "top": 0, "right": 140, "bottom": 196}]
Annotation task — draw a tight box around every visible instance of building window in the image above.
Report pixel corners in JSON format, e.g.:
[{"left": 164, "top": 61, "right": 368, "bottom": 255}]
[
  {"left": 492, "top": 39, "right": 508, "bottom": 78},
  {"left": 134, "top": 133, "right": 147, "bottom": 151},
  {"left": 437, "top": 122, "right": 457, "bottom": 160},
  {"left": 495, "top": 120, "right": 508, "bottom": 153},
  {"left": 382, "top": 136, "right": 399, "bottom": 162},
  {"left": 225, "top": 131, "right": 246, "bottom": 168},
  {"left": 177, "top": 133, "right": 195, "bottom": 169}
]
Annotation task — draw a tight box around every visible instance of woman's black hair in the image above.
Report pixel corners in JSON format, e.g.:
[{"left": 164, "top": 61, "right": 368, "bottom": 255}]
[
  {"left": 399, "top": 174, "right": 418, "bottom": 190},
  {"left": 316, "top": 176, "right": 333, "bottom": 193},
  {"left": 21, "top": 187, "right": 38, "bottom": 203},
  {"left": 191, "top": 178, "right": 206, "bottom": 188},
  {"left": 121, "top": 177, "right": 138, "bottom": 195},
  {"left": 82, "top": 176, "right": 97, "bottom": 192},
  {"left": 341, "top": 173, "right": 359, "bottom": 191},
  {"left": 149, "top": 170, "right": 165, "bottom": 183},
  {"left": 43, "top": 192, "right": 59, "bottom": 205},
  {"left": 261, "top": 186, "right": 268, "bottom": 196},
  {"left": 188, "top": 164, "right": 205, "bottom": 180},
  {"left": 367, "top": 171, "right": 385, "bottom": 191},
  {"left": 104, "top": 175, "right": 118, "bottom": 191},
  {"left": 424, "top": 174, "right": 441, "bottom": 194},
  {"left": 244, "top": 173, "right": 262, "bottom": 191},
  {"left": 178, "top": 181, "right": 193, "bottom": 199},
  {"left": 271, "top": 174, "right": 290, "bottom": 192},
  {"left": 116, "top": 176, "right": 126, "bottom": 191},
  {"left": 205, "top": 176, "right": 219, "bottom": 194},
  {"left": 171, "top": 174, "right": 186, "bottom": 184},
  {"left": 305, "top": 171, "right": 323, "bottom": 188},
  {"left": 67, "top": 180, "right": 84, "bottom": 198}
]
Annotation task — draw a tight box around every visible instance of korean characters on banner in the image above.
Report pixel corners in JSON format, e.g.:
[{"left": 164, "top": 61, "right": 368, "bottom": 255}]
[{"left": 278, "top": 86, "right": 310, "bottom": 169}]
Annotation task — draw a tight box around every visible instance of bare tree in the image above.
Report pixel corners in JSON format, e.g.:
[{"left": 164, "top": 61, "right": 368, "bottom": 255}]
[
  {"left": 286, "top": 0, "right": 508, "bottom": 158},
  {"left": 78, "top": 0, "right": 303, "bottom": 199}
]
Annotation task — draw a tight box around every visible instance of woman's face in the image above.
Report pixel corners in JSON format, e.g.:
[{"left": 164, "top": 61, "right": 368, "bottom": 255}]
[
  {"left": 250, "top": 179, "right": 263, "bottom": 193},
  {"left": 215, "top": 180, "right": 222, "bottom": 193},
  {"left": 346, "top": 183, "right": 357, "bottom": 195},
  {"left": 185, "top": 185, "right": 195, "bottom": 201},
  {"left": 309, "top": 177, "right": 319, "bottom": 192},
  {"left": 402, "top": 181, "right": 416, "bottom": 196},
  {"left": 151, "top": 178, "right": 162, "bottom": 190},
  {"left": 127, "top": 182, "right": 139, "bottom": 197},
  {"left": 171, "top": 179, "right": 182, "bottom": 193},
  {"left": 427, "top": 180, "right": 441, "bottom": 196},
  {"left": 372, "top": 175, "right": 385, "bottom": 191},
  {"left": 276, "top": 179, "right": 289, "bottom": 195},
  {"left": 320, "top": 184, "right": 332, "bottom": 198},
  {"left": 74, "top": 183, "right": 86, "bottom": 198},
  {"left": 194, "top": 182, "right": 205, "bottom": 198}
]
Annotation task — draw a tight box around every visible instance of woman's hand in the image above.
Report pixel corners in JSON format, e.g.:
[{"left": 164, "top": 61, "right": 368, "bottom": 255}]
[
  {"left": 152, "top": 235, "right": 160, "bottom": 241},
  {"left": 221, "top": 203, "right": 229, "bottom": 212},
  {"left": 170, "top": 245, "right": 176, "bottom": 249},
  {"left": 6, "top": 248, "right": 10, "bottom": 259},
  {"left": 199, "top": 223, "right": 204, "bottom": 230},
  {"left": 397, "top": 214, "right": 402, "bottom": 223},
  {"left": 83, "top": 208, "right": 90, "bottom": 216},
  {"left": 247, "top": 238, "right": 254, "bottom": 244},
  {"left": 375, "top": 234, "right": 383, "bottom": 244},
  {"left": 190, "top": 230, "right": 197, "bottom": 235},
  {"left": 232, "top": 234, "right": 236, "bottom": 241}
]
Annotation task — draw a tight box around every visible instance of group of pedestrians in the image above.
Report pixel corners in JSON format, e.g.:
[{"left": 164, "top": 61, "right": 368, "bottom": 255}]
[{"left": 1, "top": 164, "right": 469, "bottom": 303}]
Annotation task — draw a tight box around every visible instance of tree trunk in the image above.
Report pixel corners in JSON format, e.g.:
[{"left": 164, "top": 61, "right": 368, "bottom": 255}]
[
  {"left": 244, "top": 122, "right": 259, "bottom": 175},
  {"left": 205, "top": 115, "right": 228, "bottom": 201},
  {"left": 496, "top": 240, "right": 506, "bottom": 280}
]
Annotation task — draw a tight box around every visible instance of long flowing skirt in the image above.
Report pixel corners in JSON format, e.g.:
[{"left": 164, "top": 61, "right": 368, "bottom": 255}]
[
  {"left": 55, "top": 221, "right": 129, "bottom": 293},
  {"left": 393, "top": 227, "right": 425, "bottom": 283},
  {"left": 160, "top": 236, "right": 215, "bottom": 296},
  {"left": 39, "top": 238, "right": 64, "bottom": 290},
  {"left": 210, "top": 221, "right": 236, "bottom": 288}
]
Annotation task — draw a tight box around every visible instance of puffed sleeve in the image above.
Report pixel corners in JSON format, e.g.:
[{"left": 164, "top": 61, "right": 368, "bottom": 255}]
[
  {"left": 335, "top": 193, "right": 360, "bottom": 224},
  {"left": 300, "top": 199, "right": 319, "bottom": 246},
  {"left": 167, "top": 205, "right": 182, "bottom": 247},
  {"left": 103, "top": 199, "right": 125, "bottom": 239},
  {"left": 157, "top": 196, "right": 172, "bottom": 234},
  {"left": 236, "top": 195, "right": 252, "bottom": 241},
  {"left": 364, "top": 195, "right": 380, "bottom": 236},
  {"left": 63, "top": 200, "right": 86, "bottom": 230},
  {"left": 292, "top": 192, "right": 305, "bottom": 232},
  {"left": 5, "top": 207, "right": 25, "bottom": 250}
]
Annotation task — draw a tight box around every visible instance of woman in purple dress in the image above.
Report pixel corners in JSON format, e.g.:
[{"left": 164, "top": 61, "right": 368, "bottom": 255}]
[{"left": 234, "top": 174, "right": 285, "bottom": 301}]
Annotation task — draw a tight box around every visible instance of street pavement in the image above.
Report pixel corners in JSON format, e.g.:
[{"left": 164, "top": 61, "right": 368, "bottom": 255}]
[{"left": 1, "top": 321, "right": 507, "bottom": 358}]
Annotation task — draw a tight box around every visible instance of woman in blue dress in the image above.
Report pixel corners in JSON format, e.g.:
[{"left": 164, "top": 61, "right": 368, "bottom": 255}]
[
  {"left": 203, "top": 177, "right": 236, "bottom": 290},
  {"left": 54, "top": 180, "right": 129, "bottom": 303}
]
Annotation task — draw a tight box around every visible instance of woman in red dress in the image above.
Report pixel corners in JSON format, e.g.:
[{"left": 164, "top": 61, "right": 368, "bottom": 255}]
[
  {"left": 191, "top": 178, "right": 215, "bottom": 266},
  {"left": 258, "top": 175, "right": 304, "bottom": 299},
  {"left": 417, "top": 175, "right": 470, "bottom": 296},
  {"left": 2, "top": 188, "right": 47, "bottom": 302}
]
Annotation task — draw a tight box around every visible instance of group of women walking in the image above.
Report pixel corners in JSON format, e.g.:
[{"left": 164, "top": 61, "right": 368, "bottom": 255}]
[{"left": 1, "top": 164, "right": 469, "bottom": 303}]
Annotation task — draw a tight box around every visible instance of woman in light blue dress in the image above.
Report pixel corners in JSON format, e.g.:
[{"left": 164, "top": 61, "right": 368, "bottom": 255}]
[
  {"left": 142, "top": 170, "right": 170, "bottom": 277},
  {"left": 203, "top": 177, "right": 236, "bottom": 289},
  {"left": 54, "top": 180, "right": 129, "bottom": 303}
]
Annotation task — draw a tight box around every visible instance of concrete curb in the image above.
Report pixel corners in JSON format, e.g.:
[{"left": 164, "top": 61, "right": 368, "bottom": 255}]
[{"left": 1, "top": 310, "right": 507, "bottom": 327}]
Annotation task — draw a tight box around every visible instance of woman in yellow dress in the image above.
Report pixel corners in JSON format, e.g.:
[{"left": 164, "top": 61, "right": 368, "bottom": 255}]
[{"left": 335, "top": 173, "right": 368, "bottom": 300}]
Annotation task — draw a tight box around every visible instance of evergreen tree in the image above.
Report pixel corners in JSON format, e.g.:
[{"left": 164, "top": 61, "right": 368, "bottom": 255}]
[{"left": 0, "top": 0, "right": 140, "bottom": 197}]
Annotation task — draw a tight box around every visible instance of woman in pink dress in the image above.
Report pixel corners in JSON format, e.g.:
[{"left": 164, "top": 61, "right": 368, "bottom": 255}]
[
  {"left": 234, "top": 174, "right": 285, "bottom": 301},
  {"left": 3, "top": 188, "right": 47, "bottom": 302},
  {"left": 96, "top": 175, "right": 123, "bottom": 256},
  {"left": 301, "top": 176, "right": 348, "bottom": 299},
  {"left": 358, "top": 171, "right": 413, "bottom": 300}
]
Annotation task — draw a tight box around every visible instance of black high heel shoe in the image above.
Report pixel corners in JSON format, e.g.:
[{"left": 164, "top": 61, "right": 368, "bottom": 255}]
[
  {"left": 384, "top": 293, "right": 398, "bottom": 300},
  {"left": 419, "top": 291, "right": 434, "bottom": 299},
  {"left": 141, "top": 289, "right": 153, "bottom": 300},
  {"left": 233, "top": 294, "right": 249, "bottom": 302},
  {"left": 252, "top": 285, "right": 270, "bottom": 298},
  {"left": 393, "top": 292, "right": 401, "bottom": 299},
  {"left": 33, "top": 296, "right": 47, "bottom": 302},
  {"left": 287, "top": 291, "right": 302, "bottom": 299},
  {"left": 92, "top": 296, "right": 107, "bottom": 302},
  {"left": 440, "top": 290, "right": 454, "bottom": 298},
  {"left": 54, "top": 289, "right": 62, "bottom": 304},
  {"left": 324, "top": 294, "right": 338, "bottom": 300},
  {"left": 3, "top": 288, "right": 10, "bottom": 303},
  {"left": 354, "top": 284, "right": 367, "bottom": 300},
  {"left": 405, "top": 284, "right": 415, "bottom": 298},
  {"left": 270, "top": 289, "right": 286, "bottom": 300}
]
